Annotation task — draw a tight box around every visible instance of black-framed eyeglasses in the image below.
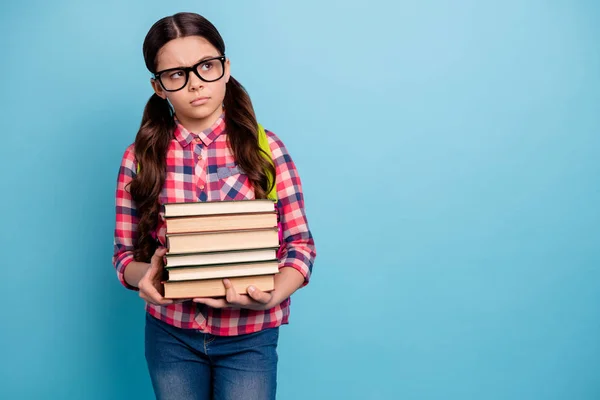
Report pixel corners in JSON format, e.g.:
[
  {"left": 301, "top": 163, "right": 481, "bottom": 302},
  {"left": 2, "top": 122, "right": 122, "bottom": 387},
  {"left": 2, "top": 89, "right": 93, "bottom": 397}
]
[{"left": 153, "top": 56, "right": 226, "bottom": 92}]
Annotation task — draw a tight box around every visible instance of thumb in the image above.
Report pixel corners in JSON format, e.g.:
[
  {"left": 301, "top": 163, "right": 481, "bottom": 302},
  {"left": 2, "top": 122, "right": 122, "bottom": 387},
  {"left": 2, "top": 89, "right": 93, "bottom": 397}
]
[
  {"left": 151, "top": 247, "right": 168, "bottom": 267},
  {"left": 247, "top": 286, "right": 271, "bottom": 304},
  {"left": 154, "top": 247, "right": 168, "bottom": 258}
]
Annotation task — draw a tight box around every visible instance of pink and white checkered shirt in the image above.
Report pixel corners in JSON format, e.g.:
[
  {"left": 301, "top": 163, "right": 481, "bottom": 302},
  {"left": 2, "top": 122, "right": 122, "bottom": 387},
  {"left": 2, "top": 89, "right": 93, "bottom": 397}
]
[{"left": 112, "top": 113, "right": 316, "bottom": 335}]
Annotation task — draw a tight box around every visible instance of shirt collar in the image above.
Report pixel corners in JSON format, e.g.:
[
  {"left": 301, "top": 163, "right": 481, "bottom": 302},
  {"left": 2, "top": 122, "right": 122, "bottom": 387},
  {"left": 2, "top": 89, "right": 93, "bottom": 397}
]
[{"left": 173, "top": 112, "right": 226, "bottom": 148}]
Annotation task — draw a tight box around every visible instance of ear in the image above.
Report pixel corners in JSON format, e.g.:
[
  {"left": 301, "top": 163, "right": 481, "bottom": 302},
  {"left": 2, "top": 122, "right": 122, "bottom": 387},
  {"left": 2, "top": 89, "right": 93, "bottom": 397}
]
[
  {"left": 150, "top": 78, "right": 167, "bottom": 99},
  {"left": 224, "top": 58, "right": 231, "bottom": 83}
]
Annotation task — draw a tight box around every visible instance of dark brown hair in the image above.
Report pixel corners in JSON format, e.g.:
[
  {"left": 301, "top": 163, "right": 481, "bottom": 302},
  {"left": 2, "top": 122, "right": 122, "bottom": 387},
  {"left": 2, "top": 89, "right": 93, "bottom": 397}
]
[{"left": 129, "top": 12, "right": 275, "bottom": 262}]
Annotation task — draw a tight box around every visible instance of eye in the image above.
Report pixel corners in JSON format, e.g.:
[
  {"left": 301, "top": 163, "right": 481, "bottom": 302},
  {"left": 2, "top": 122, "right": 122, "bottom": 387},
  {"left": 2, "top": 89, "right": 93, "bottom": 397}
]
[
  {"left": 169, "top": 70, "right": 185, "bottom": 80},
  {"left": 200, "top": 61, "right": 215, "bottom": 71}
]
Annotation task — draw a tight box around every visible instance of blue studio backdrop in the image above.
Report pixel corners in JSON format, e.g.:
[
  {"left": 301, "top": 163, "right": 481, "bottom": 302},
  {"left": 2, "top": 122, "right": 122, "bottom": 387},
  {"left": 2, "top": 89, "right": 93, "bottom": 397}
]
[{"left": 1, "top": 1, "right": 599, "bottom": 399}]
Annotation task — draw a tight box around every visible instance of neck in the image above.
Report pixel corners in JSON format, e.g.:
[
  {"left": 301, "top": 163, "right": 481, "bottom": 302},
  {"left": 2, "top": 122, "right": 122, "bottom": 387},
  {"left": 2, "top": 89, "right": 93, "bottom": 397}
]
[{"left": 176, "top": 106, "right": 224, "bottom": 133}]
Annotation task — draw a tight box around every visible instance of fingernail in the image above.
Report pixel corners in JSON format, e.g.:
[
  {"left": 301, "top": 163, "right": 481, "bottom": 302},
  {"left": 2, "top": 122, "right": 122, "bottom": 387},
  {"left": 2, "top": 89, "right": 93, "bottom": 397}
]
[{"left": 248, "top": 286, "right": 255, "bottom": 293}]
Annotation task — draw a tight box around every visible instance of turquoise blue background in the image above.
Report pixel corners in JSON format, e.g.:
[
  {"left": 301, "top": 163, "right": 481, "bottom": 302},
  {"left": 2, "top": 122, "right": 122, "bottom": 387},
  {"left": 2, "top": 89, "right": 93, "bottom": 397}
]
[{"left": 1, "top": 0, "right": 599, "bottom": 399}]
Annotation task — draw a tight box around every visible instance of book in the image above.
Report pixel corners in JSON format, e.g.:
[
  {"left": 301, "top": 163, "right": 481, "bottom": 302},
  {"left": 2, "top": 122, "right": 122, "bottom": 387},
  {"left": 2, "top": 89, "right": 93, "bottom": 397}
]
[
  {"left": 166, "top": 228, "right": 279, "bottom": 255},
  {"left": 163, "top": 274, "right": 275, "bottom": 299},
  {"left": 164, "top": 199, "right": 275, "bottom": 218},
  {"left": 165, "top": 248, "right": 279, "bottom": 268},
  {"left": 165, "top": 212, "right": 277, "bottom": 234},
  {"left": 166, "top": 260, "right": 279, "bottom": 281}
]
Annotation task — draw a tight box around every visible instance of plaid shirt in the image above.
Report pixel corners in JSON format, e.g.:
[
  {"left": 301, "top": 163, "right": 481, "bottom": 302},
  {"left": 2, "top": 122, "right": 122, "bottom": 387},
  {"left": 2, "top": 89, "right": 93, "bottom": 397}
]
[{"left": 112, "top": 114, "right": 316, "bottom": 335}]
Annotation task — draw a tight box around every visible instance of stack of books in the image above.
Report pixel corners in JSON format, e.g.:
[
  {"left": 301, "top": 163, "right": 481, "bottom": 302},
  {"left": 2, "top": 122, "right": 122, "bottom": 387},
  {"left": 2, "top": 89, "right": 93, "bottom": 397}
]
[{"left": 161, "top": 199, "right": 281, "bottom": 299}]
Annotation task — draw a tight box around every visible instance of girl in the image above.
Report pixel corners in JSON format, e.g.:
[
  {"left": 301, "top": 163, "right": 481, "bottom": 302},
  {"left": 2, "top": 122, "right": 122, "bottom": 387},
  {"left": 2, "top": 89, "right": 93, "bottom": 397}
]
[{"left": 112, "top": 12, "right": 316, "bottom": 400}]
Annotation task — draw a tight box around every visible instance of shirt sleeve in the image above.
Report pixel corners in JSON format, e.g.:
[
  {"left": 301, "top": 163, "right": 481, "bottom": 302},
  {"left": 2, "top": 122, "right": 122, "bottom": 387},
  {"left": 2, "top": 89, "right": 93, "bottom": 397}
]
[
  {"left": 267, "top": 130, "right": 317, "bottom": 287},
  {"left": 112, "top": 144, "right": 140, "bottom": 291}
]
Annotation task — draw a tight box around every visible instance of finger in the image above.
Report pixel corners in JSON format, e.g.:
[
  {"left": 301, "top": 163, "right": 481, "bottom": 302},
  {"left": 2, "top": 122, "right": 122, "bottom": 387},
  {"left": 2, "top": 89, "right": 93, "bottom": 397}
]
[
  {"left": 147, "top": 293, "right": 173, "bottom": 306},
  {"left": 150, "top": 295, "right": 174, "bottom": 306},
  {"left": 247, "top": 285, "right": 272, "bottom": 304},
  {"left": 140, "top": 291, "right": 169, "bottom": 306},
  {"left": 139, "top": 291, "right": 151, "bottom": 303},
  {"left": 146, "top": 257, "right": 166, "bottom": 281},
  {"left": 153, "top": 247, "right": 168, "bottom": 258},
  {"left": 151, "top": 247, "right": 168, "bottom": 266},
  {"left": 171, "top": 298, "right": 193, "bottom": 304},
  {"left": 224, "top": 279, "right": 240, "bottom": 304},
  {"left": 146, "top": 260, "right": 162, "bottom": 278},
  {"left": 139, "top": 282, "right": 173, "bottom": 306},
  {"left": 193, "top": 297, "right": 229, "bottom": 308}
]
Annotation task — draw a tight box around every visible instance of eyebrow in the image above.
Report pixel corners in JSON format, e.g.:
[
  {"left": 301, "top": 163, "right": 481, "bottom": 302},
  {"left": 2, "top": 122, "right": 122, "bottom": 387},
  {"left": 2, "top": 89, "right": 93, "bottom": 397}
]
[
  {"left": 160, "top": 55, "right": 221, "bottom": 71},
  {"left": 197, "top": 55, "right": 220, "bottom": 63}
]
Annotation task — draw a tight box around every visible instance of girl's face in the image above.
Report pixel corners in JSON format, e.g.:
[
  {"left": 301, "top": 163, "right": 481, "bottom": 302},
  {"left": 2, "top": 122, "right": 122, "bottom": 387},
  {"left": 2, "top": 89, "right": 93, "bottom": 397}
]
[{"left": 151, "top": 36, "right": 230, "bottom": 125}]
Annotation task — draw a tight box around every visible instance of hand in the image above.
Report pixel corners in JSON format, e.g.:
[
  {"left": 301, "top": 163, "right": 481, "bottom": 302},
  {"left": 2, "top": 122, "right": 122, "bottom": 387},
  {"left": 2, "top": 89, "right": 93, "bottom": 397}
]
[
  {"left": 192, "top": 279, "right": 278, "bottom": 310},
  {"left": 138, "top": 247, "right": 191, "bottom": 306}
]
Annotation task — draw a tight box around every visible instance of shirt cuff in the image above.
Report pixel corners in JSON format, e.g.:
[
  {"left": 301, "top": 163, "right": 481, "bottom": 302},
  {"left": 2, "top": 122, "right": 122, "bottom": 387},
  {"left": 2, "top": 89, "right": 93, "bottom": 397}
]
[
  {"left": 280, "top": 248, "right": 313, "bottom": 288},
  {"left": 114, "top": 251, "right": 139, "bottom": 291}
]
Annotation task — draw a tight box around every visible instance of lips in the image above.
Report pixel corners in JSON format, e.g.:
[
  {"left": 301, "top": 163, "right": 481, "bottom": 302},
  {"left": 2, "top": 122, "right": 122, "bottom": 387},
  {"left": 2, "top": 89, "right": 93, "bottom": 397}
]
[{"left": 191, "top": 97, "right": 210, "bottom": 106}]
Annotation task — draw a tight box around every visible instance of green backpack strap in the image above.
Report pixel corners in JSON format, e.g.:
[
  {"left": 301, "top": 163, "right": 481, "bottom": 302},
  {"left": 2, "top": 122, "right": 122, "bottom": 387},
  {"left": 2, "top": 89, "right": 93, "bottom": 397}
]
[
  {"left": 257, "top": 123, "right": 277, "bottom": 201},
  {"left": 258, "top": 123, "right": 283, "bottom": 259},
  {"left": 136, "top": 123, "right": 277, "bottom": 201}
]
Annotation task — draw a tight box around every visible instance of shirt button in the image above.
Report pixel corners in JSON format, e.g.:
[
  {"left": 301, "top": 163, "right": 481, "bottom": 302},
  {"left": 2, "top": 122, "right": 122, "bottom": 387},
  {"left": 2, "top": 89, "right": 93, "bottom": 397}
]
[
  {"left": 199, "top": 185, "right": 205, "bottom": 190},
  {"left": 195, "top": 137, "right": 201, "bottom": 142},
  {"left": 198, "top": 155, "right": 203, "bottom": 160}
]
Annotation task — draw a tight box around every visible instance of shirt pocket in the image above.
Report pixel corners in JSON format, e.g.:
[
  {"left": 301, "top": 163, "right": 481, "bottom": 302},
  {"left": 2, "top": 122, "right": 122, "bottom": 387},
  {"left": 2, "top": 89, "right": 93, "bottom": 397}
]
[{"left": 217, "top": 162, "right": 256, "bottom": 201}]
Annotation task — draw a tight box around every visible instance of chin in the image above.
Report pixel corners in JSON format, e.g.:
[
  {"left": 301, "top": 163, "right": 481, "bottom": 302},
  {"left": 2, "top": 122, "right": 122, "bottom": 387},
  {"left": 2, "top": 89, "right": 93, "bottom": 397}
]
[{"left": 189, "top": 104, "right": 222, "bottom": 119}]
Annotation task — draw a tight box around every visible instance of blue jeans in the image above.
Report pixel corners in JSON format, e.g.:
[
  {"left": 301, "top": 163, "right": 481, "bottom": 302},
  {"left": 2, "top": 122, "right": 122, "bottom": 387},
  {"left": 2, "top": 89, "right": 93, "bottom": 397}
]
[{"left": 144, "top": 313, "right": 279, "bottom": 400}]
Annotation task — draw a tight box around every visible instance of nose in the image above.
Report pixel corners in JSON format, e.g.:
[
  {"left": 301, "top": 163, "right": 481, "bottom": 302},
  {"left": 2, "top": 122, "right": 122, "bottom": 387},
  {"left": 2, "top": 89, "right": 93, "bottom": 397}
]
[{"left": 188, "top": 69, "right": 204, "bottom": 91}]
